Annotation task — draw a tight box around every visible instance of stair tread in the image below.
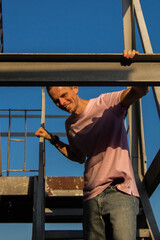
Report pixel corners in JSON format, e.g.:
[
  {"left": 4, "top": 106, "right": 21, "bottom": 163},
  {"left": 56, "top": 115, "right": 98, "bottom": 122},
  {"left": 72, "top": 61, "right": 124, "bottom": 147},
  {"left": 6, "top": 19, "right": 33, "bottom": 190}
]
[
  {"left": 45, "top": 230, "right": 83, "bottom": 239},
  {"left": 45, "top": 228, "right": 151, "bottom": 239}
]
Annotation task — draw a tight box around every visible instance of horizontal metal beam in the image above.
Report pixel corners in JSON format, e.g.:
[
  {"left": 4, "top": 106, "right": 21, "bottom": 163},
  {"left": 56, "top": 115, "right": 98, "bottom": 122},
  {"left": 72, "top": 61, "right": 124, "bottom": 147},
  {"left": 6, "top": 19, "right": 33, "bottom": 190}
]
[
  {"left": 0, "top": 114, "right": 68, "bottom": 118},
  {"left": 0, "top": 53, "right": 160, "bottom": 86},
  {"left": 1, "top": 53, "right": 160, "bottom": 62},
  {"left": 143, "top": 150, "right": 160, "bottom": 197},
  {"left": 0, "top": 132, "right": 66, "bottom": 137}
]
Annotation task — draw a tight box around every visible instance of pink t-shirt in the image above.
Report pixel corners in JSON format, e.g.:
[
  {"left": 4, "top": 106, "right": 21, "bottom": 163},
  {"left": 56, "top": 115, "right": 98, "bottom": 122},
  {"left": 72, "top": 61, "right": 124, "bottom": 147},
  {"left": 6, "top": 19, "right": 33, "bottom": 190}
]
[{"left": 65, "top": 90, "right": 139, "bottom": 202}]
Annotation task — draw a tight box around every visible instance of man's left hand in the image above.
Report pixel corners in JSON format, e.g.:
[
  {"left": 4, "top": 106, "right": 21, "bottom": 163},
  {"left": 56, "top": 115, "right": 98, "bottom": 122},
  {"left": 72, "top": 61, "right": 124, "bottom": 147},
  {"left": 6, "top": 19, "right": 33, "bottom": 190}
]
[{"left": 123, "top": 49, "right": 139, "bottom": 59}]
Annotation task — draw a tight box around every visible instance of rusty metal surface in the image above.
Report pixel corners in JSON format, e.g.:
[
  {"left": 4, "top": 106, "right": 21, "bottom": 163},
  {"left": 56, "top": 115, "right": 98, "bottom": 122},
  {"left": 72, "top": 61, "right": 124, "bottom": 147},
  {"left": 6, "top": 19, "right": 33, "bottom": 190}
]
[
  {"left": 46, "top": 176, "right": 84, "bottom": 190},
  {"left": 0, "top": 176, "right": 84, "bottom": 196},
  {"left": 46, "top": 177, "right": 84, "bottom": 196}
]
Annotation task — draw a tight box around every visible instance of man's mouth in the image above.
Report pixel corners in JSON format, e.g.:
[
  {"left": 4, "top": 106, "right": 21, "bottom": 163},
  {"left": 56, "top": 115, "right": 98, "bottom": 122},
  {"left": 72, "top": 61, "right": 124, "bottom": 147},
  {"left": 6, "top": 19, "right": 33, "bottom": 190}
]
[{"left": 65, "top": 103, "right": 71, "bottom": 110}]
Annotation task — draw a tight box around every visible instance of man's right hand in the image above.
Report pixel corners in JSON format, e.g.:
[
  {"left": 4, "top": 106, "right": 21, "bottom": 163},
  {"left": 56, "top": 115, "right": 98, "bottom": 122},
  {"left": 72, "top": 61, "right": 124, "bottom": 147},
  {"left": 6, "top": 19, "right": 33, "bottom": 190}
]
[
  {"left": 35, "top": 128, "right": 85, "bottom": 164},
  {"left": 35, "top": 127, "right": 51, "bottom": 140}
]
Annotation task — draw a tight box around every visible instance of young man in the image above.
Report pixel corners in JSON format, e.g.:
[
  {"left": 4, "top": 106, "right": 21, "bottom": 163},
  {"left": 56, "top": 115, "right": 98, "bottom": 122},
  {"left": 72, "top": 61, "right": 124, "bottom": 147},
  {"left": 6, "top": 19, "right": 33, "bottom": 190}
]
[{"left": 35, "top": 50, "right": 149, "bottom": 240}]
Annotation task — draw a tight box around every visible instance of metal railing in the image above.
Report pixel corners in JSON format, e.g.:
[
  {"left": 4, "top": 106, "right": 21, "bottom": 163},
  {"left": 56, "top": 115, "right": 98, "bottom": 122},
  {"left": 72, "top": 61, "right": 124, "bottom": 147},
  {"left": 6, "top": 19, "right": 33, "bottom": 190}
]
[
  {"left": 0, "top": 108, "right": 68, "bottom": 176},
  {"left": 0, "top": 109, "right": 41, "bottom": 176}
]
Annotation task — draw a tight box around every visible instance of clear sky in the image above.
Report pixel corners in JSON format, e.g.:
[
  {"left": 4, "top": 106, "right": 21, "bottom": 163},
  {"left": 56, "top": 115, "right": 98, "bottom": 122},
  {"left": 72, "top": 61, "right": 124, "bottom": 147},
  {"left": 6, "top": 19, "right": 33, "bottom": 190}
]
[{"left": 0, "top": 0, "right": 160, "bottom": 239}]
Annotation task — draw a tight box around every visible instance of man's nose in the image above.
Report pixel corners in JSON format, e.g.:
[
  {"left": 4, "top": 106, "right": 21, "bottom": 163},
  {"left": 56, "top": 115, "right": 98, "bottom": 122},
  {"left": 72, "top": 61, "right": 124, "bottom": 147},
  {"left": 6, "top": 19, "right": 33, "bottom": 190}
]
[{"left": 59, "top": 98, "right": 65, "bottom": 106}]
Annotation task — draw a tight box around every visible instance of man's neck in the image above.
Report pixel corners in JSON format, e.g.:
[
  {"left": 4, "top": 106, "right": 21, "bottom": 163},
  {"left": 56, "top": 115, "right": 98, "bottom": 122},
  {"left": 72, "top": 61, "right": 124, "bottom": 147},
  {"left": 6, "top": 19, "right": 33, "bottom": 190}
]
[{"left": 73, "top": 98, "right": 89, "bottom": 116}]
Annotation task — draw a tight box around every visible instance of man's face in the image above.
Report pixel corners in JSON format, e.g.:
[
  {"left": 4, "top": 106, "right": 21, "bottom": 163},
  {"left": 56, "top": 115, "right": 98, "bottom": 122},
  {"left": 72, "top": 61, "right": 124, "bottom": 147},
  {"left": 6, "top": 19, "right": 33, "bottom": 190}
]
[{"left": 48, "top": 86, "right": 79, "bottom": 114}]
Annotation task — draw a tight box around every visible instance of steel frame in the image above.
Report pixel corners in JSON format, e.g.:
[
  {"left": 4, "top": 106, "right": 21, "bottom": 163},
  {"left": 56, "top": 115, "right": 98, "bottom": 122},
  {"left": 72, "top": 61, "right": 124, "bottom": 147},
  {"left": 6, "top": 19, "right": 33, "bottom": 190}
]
[
  {"left": 0, "top": 0, "right": 160, "bottom": 239},
  {"left": 0, "top": 53, "right": 160, "bottom": 86}
]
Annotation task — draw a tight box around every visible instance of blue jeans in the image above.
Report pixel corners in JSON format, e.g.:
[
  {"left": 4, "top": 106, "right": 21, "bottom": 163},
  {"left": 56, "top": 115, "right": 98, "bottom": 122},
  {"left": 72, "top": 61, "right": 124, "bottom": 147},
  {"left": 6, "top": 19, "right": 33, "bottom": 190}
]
[{"left": 83, "top": 186, "right": 139, "bottom": 240}]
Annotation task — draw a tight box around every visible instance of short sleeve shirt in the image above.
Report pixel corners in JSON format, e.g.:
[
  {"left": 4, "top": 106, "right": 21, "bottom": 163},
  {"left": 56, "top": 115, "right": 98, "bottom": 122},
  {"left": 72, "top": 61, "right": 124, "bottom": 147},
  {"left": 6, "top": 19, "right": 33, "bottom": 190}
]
[{"left": 65, "top": 90, "right": 139, "bottom": 202}]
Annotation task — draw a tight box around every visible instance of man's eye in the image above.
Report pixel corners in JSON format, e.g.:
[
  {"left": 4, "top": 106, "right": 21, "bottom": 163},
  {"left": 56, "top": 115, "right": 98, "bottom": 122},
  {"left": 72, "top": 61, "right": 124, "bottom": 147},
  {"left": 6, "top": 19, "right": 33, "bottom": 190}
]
[{"left": 53, "top": 100, "right": 59, "bottom": 105}]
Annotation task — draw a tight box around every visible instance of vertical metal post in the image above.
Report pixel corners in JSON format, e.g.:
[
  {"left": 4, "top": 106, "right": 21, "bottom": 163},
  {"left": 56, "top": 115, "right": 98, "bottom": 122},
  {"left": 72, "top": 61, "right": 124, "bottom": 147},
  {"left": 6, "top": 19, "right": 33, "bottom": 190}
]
[
  {"left": 133, "top": 0, "right": 160, "bottom": 119},
  {"left": 32, "top": 87, "right": 45, "bottom": 240},
  {"left": 130, "top": 101, "right": 147, "bottom": 179},
  {"left": 0, "top": 133, "right": 2, "bottom": 176},
  {"left": 122, "top": 0, "right": 136, "bottom": 50},
  {"left": 133, "top": 0, "right": 153, "bottom": 53},
  {"left": 122, "top": 0, "right": 147, "bottom": 177},
  {"left": 131, "top": 101, "right": 147, "bottom": 178},
  {"left": 122, "top": 0, "right": 136, "bottom": 154},
  {"left": 131, "top": 102, "right": 160, "bottom": 240},
  {"left": 24, "top": 110, "right": 27, "bottom": 170},
  {"left": 122, "top": 0, "right": 160, "bottom": 238},
  {"left": 7, "top": 109, "right": 11, "bottom": 176},
  {"left": 0, "top": 0, "right": 3, "bottom": 53},
  {"left": 152, "top": 88, "right": 160, "bottom": 119}
]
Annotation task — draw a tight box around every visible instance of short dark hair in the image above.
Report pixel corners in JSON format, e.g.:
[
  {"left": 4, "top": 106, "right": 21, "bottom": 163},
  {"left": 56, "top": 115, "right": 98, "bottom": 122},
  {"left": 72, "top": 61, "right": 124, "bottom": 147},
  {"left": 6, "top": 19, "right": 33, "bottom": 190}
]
[
  {"left": 46, "top": 86, "right": 73, "bottom": 95},
  {"left": 46, "top": 86, "right": 53, "bottom": 94}
]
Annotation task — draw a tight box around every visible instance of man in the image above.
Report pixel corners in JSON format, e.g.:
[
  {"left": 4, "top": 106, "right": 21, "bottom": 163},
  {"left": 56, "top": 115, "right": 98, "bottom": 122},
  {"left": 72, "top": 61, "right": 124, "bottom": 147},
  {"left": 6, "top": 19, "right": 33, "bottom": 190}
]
[{"left": 35, "top": 50, "right": 149, "bottom": 240}]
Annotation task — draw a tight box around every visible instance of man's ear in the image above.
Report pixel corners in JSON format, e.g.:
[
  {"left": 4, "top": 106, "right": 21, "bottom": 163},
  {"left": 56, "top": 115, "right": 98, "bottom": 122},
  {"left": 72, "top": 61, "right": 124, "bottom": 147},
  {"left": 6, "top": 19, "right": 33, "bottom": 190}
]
[{"left": 73, "top": 86, "right": 79, "bottom": 94}]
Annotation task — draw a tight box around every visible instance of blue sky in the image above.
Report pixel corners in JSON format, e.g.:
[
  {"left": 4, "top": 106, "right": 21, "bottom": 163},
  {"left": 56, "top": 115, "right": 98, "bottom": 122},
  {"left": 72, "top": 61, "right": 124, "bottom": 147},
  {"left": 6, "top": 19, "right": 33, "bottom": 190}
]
[{"left": 0, "top": 0, "right": 160, "bottom": 239}]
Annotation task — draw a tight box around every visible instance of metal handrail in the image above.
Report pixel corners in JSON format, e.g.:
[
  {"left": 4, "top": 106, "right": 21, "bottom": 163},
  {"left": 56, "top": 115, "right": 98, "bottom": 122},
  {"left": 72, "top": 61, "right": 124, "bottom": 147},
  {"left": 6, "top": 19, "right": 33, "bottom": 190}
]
[{"left": 32, "top": 87, "right": 45, "bottom": 240}]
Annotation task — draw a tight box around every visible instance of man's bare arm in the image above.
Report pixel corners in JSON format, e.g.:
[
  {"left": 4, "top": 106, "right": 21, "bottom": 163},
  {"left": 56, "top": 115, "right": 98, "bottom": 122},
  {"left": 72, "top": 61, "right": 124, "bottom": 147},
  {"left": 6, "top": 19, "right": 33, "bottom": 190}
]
[
  {"left": 120, "top": 86, "right": 149, "bottom": 108},
  {"left": 53, "top": 139, "right": 85, "bottom": 164},
  {"left": 35, "top": 127, "right": 85, "bottom": 164},
  {"left": 121, "top": 50, "right": 149, "bottom": 107}
]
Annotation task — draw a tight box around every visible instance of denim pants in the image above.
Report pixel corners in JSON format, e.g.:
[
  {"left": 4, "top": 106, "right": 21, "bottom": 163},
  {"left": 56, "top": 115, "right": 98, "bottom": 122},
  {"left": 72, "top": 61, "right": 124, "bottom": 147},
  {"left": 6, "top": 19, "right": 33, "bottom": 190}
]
[{"left": 83, "top": 186, "right": 139, "bottom": 240}]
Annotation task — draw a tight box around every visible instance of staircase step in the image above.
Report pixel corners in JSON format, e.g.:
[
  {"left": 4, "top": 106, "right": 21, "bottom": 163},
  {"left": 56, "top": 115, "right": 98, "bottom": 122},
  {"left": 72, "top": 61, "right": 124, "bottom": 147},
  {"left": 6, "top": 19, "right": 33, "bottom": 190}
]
[
  {"left": 45, "top": 228, "right": 150, "bottom": 239},
  {"left": 45, "top": 230, "right": 83, "bottom": 240},
  {"left": 137, "top": 229, "right": 151, "bottom": 238},
  {"left": 45, "top": 208, "right": 83, "bottom": 223}
]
